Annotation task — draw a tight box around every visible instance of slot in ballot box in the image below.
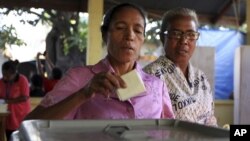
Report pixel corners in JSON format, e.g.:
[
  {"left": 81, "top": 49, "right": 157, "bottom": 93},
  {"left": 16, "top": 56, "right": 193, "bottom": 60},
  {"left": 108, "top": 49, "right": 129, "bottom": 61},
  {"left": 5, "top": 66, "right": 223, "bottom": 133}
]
[{"left": 13, "top": 119, "right": 229, "bottom": 141}]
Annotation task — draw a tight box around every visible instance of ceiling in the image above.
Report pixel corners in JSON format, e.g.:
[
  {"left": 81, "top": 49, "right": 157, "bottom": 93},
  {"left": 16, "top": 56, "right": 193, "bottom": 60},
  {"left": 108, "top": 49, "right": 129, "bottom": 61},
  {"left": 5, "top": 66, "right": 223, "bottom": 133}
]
[{"left": 0, "top": 0, "right": 246, "bottom": 27}]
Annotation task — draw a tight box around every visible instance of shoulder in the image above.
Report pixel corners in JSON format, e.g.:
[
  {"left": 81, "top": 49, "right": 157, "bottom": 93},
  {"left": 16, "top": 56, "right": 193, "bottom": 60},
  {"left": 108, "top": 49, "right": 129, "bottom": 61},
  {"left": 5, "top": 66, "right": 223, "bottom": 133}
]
[
  {"left": 66, "top": 60, "right": 106, "bottom": 75},
  {"left": 66, "top": 66, "right": 93, "bottom": 76},
  {"left": 58, "top": 65, "right": 98, "bottom": 86},
  {"left": 18, "top": 74, "right": 29, "bottom": 82},
  {"left": 135, "top": 62, "right": 164, "bottom": 84},
  {"left": 16, "top": 74, "right": 29, "bottom": 88},
  {"left": 143, "top": 57, "right": 163, "bottom": 73},
  {"left": 141, "top": 70, "right": 165, "bottom": 86}
]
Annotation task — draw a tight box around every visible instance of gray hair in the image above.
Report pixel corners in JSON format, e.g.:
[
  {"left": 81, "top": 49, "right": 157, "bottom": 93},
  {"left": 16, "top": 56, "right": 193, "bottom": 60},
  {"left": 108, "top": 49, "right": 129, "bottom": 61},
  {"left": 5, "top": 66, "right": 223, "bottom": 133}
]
[{"left": 160, "top": 7, "right": 199, "bottom": 44}]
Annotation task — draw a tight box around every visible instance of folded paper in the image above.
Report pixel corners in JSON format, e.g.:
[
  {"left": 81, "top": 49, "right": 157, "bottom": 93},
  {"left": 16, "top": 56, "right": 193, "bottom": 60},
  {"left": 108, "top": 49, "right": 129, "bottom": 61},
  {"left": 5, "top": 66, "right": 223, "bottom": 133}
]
[{"left": 117, "top": 70, "right": 146, "bottom": 101}]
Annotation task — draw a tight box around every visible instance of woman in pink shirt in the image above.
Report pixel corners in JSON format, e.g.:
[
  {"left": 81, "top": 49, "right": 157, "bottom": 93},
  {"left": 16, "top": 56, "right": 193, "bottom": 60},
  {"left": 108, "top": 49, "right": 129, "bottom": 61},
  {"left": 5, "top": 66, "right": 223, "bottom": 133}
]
[
  {"left": 0, "top": 60, "right": 30, "bottom": 141},
  {"left": 25, "top": 3, "right": 174, "bottom": 120}
]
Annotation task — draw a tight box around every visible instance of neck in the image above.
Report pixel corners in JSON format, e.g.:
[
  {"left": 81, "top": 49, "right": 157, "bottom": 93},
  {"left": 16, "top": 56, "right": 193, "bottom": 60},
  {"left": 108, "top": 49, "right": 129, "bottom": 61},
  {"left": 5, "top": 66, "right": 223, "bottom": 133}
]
[
  {"left": 176, "top": 62, "right": 189, "bottom": 79},
  {"left": 107, "top": 57, "right": 136, "bottom": 76}
]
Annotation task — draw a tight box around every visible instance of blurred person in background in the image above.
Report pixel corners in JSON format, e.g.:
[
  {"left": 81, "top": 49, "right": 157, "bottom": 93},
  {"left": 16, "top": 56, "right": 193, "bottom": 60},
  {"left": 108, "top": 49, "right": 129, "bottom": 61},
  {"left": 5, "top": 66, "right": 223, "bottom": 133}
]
[
  {"left": 29, "top": 73, "right": 45, "bottom": 97},
  {"left": 36, "top": 51, "right": 63, "bottom": 93},
  {"left": 0, "top": 60, "right": 30, "bottom": 141}
]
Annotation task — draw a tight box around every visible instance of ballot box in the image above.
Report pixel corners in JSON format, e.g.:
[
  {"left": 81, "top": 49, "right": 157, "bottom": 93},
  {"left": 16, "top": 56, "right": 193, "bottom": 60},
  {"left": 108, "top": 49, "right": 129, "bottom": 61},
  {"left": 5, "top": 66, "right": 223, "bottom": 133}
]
[{"left": 15, "top": 119, "right": 229, "bottom": 141}]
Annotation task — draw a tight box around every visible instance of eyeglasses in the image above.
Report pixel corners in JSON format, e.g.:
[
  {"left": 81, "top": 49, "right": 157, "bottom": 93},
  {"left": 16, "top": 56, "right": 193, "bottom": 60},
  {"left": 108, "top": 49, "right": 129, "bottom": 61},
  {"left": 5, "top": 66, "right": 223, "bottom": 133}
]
[{"left": 164, "top": 30, "right": 200, "bottom": 40}]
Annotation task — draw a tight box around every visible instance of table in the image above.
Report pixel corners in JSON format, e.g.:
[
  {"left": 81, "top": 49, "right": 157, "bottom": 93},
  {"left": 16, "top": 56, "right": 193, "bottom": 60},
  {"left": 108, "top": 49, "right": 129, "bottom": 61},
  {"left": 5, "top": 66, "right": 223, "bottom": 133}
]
[{"left": 0, "top": 112, "right": 9, "bottom": 141}]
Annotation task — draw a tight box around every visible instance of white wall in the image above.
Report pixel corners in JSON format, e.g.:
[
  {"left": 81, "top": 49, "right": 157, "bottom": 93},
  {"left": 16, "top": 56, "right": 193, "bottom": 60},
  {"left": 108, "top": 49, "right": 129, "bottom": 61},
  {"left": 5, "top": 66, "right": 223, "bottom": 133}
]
[
  {"left": 234, "top": 46, "right": 250, "bottom": 124},
  {"left": 191, "top": 47, "right": 215, "bottom": 94}
]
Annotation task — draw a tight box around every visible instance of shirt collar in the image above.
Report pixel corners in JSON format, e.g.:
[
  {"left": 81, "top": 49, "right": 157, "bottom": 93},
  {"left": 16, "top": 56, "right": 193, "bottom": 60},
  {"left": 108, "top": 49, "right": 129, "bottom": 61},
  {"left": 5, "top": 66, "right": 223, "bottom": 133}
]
[
  {"left": 162, "top": 56, "right": 195, "bottom": 83},
  {"left": 90, "top": 56, "right": 148, "bottom": 99},
  {"left": 187, "top": 62, "right": 195, "bottom": 84},
  {"left": 91, "top": 56, "right": 145, "bottom": 75}
]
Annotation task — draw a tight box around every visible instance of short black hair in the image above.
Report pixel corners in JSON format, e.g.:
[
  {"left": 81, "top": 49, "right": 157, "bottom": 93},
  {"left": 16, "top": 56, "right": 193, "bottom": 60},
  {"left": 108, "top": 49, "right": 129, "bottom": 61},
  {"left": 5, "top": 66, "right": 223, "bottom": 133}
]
[
  {"left": 100, "top": 3, "right": 147, "bottom": 42},
  {"left": 2, "top": 60, "right": 19, "bottom": 74},
  {"left": 31, "top": 74, "right": 43, "bottom": 87},
  {"left": 52, "top": 67, "right": 62, "bottom": 80}
]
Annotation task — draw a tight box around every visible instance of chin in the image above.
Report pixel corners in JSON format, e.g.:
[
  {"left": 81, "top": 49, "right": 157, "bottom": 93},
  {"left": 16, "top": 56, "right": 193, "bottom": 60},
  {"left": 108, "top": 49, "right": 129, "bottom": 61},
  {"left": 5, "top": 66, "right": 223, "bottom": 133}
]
[{"left": 120, "top": 56, "right": 136, "bottom": 63}]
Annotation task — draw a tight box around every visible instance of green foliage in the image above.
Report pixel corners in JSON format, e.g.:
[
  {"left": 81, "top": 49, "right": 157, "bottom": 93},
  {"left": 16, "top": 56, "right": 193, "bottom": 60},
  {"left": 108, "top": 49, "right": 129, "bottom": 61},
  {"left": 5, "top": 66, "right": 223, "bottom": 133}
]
[
  {"left": 63, "top": 21, "right": 88, "bottom": 55},
  {"left": 0, "top": 25, "right": 26, "bottom": 49},
  {"left": 145, "top": 19, "right": 161, "bottom": 46},
  {"left": 0, "top": 8, "right": 88, "bottom": 55}
]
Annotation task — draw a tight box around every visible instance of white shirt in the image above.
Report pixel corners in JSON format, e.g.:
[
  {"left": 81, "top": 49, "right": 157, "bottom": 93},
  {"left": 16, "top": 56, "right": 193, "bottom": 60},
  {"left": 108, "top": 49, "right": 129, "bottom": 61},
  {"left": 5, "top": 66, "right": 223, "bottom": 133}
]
[{"left": 143, "top": 56, "right": 217, "bottom": 126}]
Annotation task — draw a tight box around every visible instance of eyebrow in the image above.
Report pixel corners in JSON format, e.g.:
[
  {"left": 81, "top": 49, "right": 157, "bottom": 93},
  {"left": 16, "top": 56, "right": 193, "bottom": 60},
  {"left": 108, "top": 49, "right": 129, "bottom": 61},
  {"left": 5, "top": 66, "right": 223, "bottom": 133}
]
[
  {"left": 135, "top": 23, "right": 144, "bottom": 29},
  {"left": 170, "top": 28, "right": 196, "bottom": 32},
  {"left": 114, "top": 21, "right": 144, "bottom": 29}
]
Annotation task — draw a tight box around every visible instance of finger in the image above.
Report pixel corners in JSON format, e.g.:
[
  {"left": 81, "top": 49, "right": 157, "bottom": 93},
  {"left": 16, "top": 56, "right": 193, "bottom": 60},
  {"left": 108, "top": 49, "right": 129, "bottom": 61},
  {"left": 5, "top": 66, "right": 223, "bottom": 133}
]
[
  {"left": 90, "top": 82, "right": 107, "bottom": 94},
  {"left": 92, "top": 84, "right": 110, "bottom": 98},
  {"left": 90, "top": 72, "right": 121, "bottom": 96},
  {"left": 105, "top": 72, "right": 121, "bottom": 88},
  {"left": 102, "top": 77, "right": 116, "bottom": 92},
  {"left": 112, "top": 72, "right": 127, "bottom": 88},
  {"left": 96, "top": 87, "right": 110, "bottom": 98},
  {"left": 89, "top": 74, "right": 113, "bottom": 96}
]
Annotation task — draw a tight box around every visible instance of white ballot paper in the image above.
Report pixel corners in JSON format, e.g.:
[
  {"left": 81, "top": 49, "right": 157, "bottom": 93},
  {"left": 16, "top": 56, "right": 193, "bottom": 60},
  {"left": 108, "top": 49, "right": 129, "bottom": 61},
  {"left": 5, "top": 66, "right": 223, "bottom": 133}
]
[{"left": 117, "top": 69, "right": 146, "bottom": 101}]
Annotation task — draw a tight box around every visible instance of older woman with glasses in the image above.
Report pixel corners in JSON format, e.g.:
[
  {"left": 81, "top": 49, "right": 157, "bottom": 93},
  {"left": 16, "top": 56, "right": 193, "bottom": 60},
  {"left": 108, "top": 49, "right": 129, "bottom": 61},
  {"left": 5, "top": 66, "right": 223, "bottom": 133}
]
[{"left": 144, "top": 7, "right": 217, "bottom": 126}]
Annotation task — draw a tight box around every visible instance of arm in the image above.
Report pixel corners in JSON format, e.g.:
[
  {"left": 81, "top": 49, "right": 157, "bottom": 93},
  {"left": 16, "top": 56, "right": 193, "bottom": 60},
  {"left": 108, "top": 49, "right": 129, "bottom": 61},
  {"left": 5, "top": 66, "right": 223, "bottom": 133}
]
[
  {"left": 205, "top": 101, "right": 218, "bottom": 127},
  {"left": 205, "top": 85, "right": 218, "bottom": 126},
  {"left": 202, "top": 73, "right": 218, "bottom": 126},
  {"left": 5, "top": 96, "right": 28, "bottom": 104},
  {"left": 6, "top": 75, "right": 30, "bottom": 104},
  {"left": 25, "top": 87, "right": 90, "bottom": 120},
  {"left": 25, "top": 71, "right": 127, "bottom": 120}
]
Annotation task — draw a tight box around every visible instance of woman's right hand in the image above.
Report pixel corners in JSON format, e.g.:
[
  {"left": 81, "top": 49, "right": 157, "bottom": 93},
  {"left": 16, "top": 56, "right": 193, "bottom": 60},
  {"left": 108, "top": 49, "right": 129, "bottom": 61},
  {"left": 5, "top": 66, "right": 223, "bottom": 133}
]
[{"left": 82, "top": 71, "right": 127, "bottom": 99}]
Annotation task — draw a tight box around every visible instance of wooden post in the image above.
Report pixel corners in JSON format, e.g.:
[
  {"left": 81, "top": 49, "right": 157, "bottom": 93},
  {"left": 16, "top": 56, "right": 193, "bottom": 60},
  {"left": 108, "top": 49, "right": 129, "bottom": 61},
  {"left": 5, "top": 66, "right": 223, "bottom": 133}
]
[
  {"left": 247, "top": 0, "right": 250, "bottom": 44},
  {"left": 87, "top": 0, "right": 103, "bottom": 65}
]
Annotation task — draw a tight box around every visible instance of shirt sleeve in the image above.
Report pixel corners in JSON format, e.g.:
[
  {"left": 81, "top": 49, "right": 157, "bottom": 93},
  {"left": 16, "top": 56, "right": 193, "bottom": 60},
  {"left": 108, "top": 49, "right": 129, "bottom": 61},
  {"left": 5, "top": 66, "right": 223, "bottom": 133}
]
[
  {"left": 40, "top": 68, "right": 83, "bottom": 107},
  {"left": 205, "top": 101, "right": 218, "bottom": 126},
  {"left": 39, "top": 67, "right": 93, "bottom": 119}
]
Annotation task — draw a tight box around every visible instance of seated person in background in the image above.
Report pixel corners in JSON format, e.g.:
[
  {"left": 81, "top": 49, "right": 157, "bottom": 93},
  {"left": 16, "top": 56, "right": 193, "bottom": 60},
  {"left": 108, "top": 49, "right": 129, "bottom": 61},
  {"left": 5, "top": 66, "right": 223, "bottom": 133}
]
[
  {"left": 30, "top": 74, "right": 45, "bottom": 97},
  {"left": 25, "top": 3, "right": 174, "bottom": 120},
  {"left": 42, "top": 67, "right": 62, "bottom": 93},
  {"left": 36, "top": 52, "right": 63, "bottom": 93},
  {"left": 0, "top": 60, "right": 30, "bottom": 141},
  {"left": 143, "top": 7, "right": 217, "bottom": 126}
]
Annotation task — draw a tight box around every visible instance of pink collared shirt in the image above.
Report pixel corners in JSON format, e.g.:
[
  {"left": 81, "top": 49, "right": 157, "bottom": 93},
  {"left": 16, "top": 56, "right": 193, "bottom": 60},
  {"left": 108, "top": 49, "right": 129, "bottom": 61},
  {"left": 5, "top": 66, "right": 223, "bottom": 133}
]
[{"left": 40, "top": 57, "right": 174, "bottom": 119}]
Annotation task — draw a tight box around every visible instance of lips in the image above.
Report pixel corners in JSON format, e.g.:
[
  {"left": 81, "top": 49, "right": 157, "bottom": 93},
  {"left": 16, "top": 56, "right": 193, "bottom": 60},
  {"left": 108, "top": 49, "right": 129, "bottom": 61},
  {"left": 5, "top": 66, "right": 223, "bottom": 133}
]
[
  {"left": 177, "top": 46, "right": 188, "bottom": 54},
  {"left": 122, "top": 44, "right": 134, "bottom": 51},
  {"left": 178, "top": 49, "right": 188, "bottom": 53}
]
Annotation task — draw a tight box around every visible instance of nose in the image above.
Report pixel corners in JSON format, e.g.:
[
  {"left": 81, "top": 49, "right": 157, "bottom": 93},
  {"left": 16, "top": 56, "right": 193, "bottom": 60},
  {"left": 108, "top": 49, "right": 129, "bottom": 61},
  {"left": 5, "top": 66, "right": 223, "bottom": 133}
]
[
  {"left": 125, "top": 28, "right": 135, "bottom": 40},
  {"left": 179, "top": 35, "right": 189, "bottom": 44}
]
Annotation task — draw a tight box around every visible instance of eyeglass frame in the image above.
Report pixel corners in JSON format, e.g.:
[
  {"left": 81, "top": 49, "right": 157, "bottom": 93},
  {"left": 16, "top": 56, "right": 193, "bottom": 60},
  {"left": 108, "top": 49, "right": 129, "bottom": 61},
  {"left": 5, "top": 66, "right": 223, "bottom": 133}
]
[{"left": 164, "top": 30, "right": 200, "bottom": 40}]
